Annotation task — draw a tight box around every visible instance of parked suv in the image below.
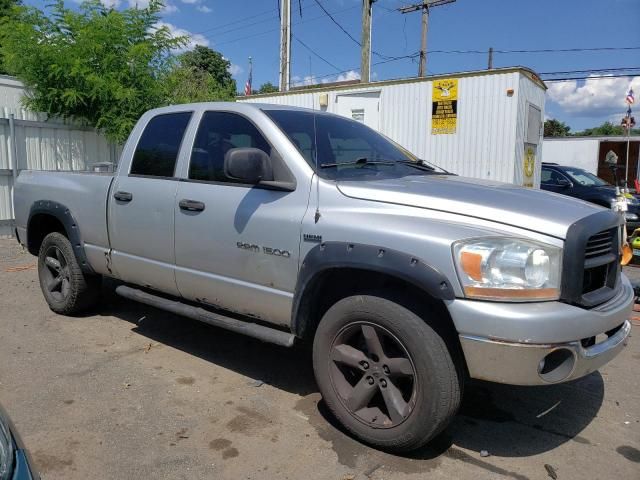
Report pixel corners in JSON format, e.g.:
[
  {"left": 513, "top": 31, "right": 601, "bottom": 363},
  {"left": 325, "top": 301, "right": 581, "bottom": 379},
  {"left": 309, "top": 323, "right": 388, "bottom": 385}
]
[
  {"left": 13, "top": 103, "right": 633, "bottom": 452},
  {"left": 541, "top": 163, "right": 640, "bottom": 232}
]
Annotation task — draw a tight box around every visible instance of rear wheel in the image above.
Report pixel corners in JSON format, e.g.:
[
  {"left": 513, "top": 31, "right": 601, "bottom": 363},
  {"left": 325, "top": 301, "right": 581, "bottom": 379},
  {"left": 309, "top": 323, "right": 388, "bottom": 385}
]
[
  {"left": 313, "top": 294, "right": 461, "bottom": 452},
  {"left": 38, "top": 232, "right": 101, "bottom": 315}
]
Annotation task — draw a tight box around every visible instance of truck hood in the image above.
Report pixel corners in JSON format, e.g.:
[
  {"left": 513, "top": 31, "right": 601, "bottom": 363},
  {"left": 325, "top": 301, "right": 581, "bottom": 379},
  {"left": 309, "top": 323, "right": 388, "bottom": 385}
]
[{"left": 337, "top": 174, "right": 602, "bottom": 239}]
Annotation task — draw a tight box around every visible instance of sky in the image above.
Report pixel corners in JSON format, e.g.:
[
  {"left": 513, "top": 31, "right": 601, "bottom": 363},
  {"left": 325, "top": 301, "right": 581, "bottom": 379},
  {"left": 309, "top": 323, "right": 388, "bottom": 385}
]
[{"left": 23, "top": 0, "right": 640, "bottom": 131}]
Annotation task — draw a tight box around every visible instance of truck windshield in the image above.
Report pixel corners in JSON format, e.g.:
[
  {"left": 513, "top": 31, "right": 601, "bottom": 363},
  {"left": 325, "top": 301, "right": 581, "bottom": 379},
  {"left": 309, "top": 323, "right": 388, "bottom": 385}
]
[{"left": 264, "top": 109, "right": 442, "bottom": 180}]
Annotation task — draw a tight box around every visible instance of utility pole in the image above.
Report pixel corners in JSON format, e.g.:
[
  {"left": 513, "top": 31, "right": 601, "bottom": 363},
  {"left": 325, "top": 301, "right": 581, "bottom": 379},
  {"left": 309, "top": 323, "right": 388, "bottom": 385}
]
[
  {"left": 399, "top": 0, "right": 456, "bottom": 77},
  {"left": 419, "top": 1, "right": 428, "bottom": 77},
  {"left": 279, "top": 0, "right": 291, "bottom": 91},
  {"left": 487, "top": 47, "right": 493, "bottom": 69},
  {"left": 360, "top": 0, "right": 375, "bottom": 83}
]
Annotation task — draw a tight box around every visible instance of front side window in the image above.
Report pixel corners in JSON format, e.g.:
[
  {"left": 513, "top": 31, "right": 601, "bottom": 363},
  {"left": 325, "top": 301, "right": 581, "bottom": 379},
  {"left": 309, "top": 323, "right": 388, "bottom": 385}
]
[
  {"left": 264, "top": 109, "right": 442, "bottom": 181},
  {"left": 189, "top": 112, "right": 271, "bottom": 183},
  {"left": 541, "top": 168, "right": 567, "bottom": 185},
  {"left": 130, "top": 112, "right": 192, "bottom": 177}
]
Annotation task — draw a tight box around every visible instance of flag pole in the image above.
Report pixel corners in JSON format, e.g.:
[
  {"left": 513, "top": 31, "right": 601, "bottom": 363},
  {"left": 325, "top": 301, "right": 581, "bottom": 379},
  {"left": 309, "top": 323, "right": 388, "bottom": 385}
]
[
  {"left": 626, "top": 105, "right": 631, "bottom": 192},
  {"left": 245, "top": 56, "right": 253, "bottom": 96},
  {"left": 623, "top": 87, "right": 634, "bottom": 192}
]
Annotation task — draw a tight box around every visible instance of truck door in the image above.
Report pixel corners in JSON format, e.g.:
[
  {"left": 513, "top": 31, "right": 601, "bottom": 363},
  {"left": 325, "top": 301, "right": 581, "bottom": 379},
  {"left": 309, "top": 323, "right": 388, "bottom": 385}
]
[
  {"left": 108, "top": 111, "right": 193, "bottom": 296},
  {"left": 173, "top": 111, "right": 307, "bottom": 327}
]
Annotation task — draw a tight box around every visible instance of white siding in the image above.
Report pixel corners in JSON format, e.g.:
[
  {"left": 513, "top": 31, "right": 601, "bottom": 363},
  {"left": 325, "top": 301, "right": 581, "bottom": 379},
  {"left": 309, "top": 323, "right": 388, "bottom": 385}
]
[
  {"left": 0, "top": 75, "right": 45, "bottom": 121},
  {"left": 514, "top": 73, "right": 546, "bottom": 187},
  {"left": 241, "top": 69, "right": 544, "bottom": 185},
  {"left": 0, "top": 75, "right": 122, "bottom": 231},
  {"left": 0, "top": 176, "right": 11, "bottom": 221},
  {"left": 542, "top": 139, "right": 600, "bottom": 173}
]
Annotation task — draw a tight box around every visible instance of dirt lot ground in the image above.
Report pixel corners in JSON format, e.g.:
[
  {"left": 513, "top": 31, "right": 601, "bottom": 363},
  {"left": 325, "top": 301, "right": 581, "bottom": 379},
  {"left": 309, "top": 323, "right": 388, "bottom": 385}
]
[{"left": 0, "top": 237, "right": 638, "bottom": 480}]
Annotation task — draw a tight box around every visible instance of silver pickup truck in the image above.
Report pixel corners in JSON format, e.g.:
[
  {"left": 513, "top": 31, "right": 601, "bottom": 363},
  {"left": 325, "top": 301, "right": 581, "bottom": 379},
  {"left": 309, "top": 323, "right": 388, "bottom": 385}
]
[{"left": 13, "top": 103, "right": 632, "bottom": 452}]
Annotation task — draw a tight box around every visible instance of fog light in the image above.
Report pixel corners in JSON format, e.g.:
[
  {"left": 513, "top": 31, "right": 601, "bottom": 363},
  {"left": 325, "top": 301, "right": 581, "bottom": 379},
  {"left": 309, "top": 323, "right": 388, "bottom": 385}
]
[{"left": 538, "top": 348, "right": 576, "bottom": 383}]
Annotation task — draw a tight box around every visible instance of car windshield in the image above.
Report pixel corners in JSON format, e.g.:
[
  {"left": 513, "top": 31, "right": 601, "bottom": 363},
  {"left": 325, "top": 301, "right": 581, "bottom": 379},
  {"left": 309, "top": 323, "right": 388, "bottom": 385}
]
[
  {"left": 264, "top": 109, "right": 444, "bottom": 180},
  {"left": 563, "top": 167, "right": 610, "bottom": 187}
]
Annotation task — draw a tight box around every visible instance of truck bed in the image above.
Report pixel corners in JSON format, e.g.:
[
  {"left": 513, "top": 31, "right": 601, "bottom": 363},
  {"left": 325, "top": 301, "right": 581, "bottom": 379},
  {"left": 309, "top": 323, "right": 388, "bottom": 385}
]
[{"left": 13, "top": 170, "right": 114, "bottom": 254}]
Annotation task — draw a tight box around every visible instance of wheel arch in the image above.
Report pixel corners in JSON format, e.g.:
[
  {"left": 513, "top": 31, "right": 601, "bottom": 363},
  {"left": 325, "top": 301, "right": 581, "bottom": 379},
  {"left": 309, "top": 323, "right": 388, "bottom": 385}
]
[
  {"left": 291, "top": 242, "right": 457, "bottom": 342},
  {"left": 27, "top": 200, "right": 94, "bottom": 274}
]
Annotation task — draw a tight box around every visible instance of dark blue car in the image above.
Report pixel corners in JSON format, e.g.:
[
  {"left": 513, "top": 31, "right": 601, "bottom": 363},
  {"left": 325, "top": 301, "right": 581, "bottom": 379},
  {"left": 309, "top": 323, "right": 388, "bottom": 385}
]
[
  {"left": 0, "top": 405, "right": 38, "bottom": 480},
  {"left": 541, "top": 163, "right": 640, "bottom": 232}
]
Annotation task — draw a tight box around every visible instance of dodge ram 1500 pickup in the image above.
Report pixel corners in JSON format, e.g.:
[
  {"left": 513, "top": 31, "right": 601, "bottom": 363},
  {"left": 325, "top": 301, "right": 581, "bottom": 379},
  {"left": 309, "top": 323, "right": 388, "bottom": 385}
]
[{"left": 13, "top": 103, "right": 633, "bottom": 452}]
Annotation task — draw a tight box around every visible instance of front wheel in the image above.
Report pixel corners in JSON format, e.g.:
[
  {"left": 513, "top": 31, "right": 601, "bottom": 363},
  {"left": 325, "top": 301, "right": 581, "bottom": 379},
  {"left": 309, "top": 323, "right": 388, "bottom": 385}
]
[
  {"left": 37, "top": 232, "right": 101, "bottom": 315},
  {"left": 312, "top": 294, "right": 462, "bottom": 452}
]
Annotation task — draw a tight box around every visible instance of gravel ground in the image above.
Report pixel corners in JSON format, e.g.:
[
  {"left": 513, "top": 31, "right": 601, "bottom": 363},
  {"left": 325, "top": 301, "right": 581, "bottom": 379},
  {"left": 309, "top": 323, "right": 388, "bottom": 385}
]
[{"left": 0, "top": 237, "right": 638, "bottom": 480}]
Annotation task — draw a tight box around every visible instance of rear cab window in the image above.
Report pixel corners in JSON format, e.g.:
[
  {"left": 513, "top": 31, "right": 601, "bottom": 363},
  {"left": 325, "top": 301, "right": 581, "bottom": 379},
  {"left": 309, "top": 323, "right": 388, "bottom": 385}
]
[{"left": 130, "top": 112, "right": 193, "bottom": 177}]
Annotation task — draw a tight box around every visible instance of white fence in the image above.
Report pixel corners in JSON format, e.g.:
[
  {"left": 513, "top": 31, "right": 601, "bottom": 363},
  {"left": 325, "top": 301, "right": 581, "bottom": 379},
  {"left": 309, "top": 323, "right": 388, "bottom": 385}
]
[{"left": 0, "top": 114, "right": 120, "bottom": 235}]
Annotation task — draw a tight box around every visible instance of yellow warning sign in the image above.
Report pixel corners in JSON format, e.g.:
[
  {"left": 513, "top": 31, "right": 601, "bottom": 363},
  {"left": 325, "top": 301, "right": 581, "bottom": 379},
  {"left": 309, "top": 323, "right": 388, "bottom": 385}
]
[
  {"left": 431, "top": 78, "right": 458, "bottom": 135},
  {"left": 524, "top": 144, "right": 536, "bottom": 188}
]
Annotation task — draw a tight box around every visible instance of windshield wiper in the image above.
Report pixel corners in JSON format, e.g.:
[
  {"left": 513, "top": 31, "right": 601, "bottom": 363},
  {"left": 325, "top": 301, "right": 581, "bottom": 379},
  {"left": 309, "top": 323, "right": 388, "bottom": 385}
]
[
  {"left": 396, "top": 160, "right": 436, "bottom": 172},
  {"left": 320, "top": 157, "right": 396, "bottom": 168}
]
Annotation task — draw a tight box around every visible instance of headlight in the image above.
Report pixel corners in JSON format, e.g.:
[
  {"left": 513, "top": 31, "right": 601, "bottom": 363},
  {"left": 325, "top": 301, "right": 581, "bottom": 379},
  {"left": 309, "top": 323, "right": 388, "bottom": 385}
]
[
  {"left": 453, "top": 238, "right": 562, "bottom": 301},
  {"left": 0, "top": 415, "right": 14, "bottom": 480}
]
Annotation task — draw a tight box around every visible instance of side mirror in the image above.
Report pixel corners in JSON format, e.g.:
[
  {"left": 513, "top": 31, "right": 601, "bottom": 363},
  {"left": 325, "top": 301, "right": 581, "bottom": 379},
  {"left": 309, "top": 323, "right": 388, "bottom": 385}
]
[
  {"left": 224, "top": 148, "right": 273, "bottom": 184},
  {"left": 557, "top": 178, "right": 572, "bottom": 188}
]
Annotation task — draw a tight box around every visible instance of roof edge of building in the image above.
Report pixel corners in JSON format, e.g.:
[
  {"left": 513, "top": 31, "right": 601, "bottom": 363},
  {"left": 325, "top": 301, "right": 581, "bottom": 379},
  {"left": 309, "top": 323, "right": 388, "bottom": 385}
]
[
  {"left": 544, "top": 136, "right": 640, "bottom": 142},
  {"left": 239, "top": 66, "right": 546, "bottom": 100}
]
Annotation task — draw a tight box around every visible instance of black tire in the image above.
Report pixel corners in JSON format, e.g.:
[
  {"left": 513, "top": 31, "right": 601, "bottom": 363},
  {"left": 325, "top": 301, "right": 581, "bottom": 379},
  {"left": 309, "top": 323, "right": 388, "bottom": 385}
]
[
  {"left": 312, "top": 294, "right": 462, "bottom": 452},
  {"left": 37, "top": 232, "right": 101, "bottom": 315}
]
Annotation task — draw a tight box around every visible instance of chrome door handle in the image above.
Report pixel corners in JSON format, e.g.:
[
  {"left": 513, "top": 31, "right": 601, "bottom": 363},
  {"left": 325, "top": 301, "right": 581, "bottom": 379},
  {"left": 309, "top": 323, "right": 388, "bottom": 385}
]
[
  {"left": 114, "top": 191, "right": 133, "bottom": 202},
  {"left": 179, "top": 199, "right": 205, "bottom": 212}
]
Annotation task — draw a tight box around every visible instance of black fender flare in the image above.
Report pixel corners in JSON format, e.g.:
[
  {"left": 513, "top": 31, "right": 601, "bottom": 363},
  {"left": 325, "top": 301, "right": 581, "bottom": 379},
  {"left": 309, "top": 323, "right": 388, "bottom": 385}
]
[
  {"left": 291, "top": 242, "right": 455, "bottom": 336},
  {"left": 27, "top": 200, "right": 94, "bottom": 274}
]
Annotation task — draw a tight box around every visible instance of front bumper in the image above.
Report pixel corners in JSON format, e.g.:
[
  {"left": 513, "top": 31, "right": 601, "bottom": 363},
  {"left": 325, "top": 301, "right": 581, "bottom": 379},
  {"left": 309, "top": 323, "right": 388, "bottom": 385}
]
[
  {"left": 460, "top": 320, "right": 630, "bottom": 385},
  {"left": 449, "top": 275, "right": 634, "bottom": 386}
]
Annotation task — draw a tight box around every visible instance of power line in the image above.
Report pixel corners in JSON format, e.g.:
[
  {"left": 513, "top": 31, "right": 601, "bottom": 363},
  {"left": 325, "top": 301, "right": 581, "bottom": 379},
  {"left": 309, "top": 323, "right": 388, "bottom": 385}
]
[
  {"left": 311, "top": 0, "right": 396, "bottom": 60},
  {"left": 292, "top": 34, "right": 343, "bottom": 72},
  {"left": 311, "top": 0, "right": 361, "bottom": 47},
  {"left": 193, "top": 0, "right": 324, "bottom": 38},
  {"left": 421, "top": 46, "right": 640, "bottom": 55},
  {"left": 544, "top": 74, "right": 639, "bottom": 82},
  {"left": 193, "top": 6, "right": 279, "bottom": 36},
  {"left": 539, "top": 67, "right": 640, "bottom": 75},
  {"left": 307, "top": 52, "right": 420, "bottom": 82},
  {"left": 211, "top": 3, "right": 361, "bottom": 47},
  {"left": 495, "top": 46, "right": 640, "bottom": 54}
]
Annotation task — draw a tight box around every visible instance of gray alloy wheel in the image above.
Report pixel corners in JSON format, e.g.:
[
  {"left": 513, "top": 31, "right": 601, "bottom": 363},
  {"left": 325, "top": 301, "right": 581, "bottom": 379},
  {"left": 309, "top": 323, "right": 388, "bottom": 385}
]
[
  {"left": 313, "top": 294, "right": 462, "bottom": 452},
  {"left": 329, "top": 322, "right": 417, "bottom": 429},
  {"left": 37, "top": 232, "right": 101, "bottom": 315},
  {"left": 41, "top": 244, "right": 72, "bottom": 302}
]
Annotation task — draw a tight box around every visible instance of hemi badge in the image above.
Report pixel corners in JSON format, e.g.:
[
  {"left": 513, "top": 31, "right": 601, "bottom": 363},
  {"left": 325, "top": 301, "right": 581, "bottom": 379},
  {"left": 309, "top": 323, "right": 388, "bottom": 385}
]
[{"left": 303, "top": 234, "right": 322, "bottom": 243}]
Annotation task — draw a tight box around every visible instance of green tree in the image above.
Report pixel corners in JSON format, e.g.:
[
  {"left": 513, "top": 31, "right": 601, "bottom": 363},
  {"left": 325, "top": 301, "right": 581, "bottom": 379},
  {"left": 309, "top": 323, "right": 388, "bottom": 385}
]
[
  {"left": 163, "top": 66, "right": 236, "bottom": 105},
  {"left": 0, "top": 0, "right": 21, "bottom": 73},
  {"left": 163, "top": 45, "right": 237, "bottom": 104},
  {"left": 0, "top": 0, "right": 185, "bottom": 143},
  {"left": 574, "top": 121, "right": 640, "bottom": 137},
  {"left": 179, "top": 45, "right": 236, "bottom": 92},
  {"left": 256, "top": 82, "right": 279, "bottom": 94},
  {"left": 543, "top": 119, "right": 571, "bottom": 137}
]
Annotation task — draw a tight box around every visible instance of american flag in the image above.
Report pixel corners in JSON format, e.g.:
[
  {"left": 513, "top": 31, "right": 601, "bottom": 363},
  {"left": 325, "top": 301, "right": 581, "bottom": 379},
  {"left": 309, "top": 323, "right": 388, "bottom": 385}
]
[
  {"left": 244, "top": 60, "right": 252, "bottom": 96},
  {"left": 627, "top": 87, "right": 635, "bottom": 105}
]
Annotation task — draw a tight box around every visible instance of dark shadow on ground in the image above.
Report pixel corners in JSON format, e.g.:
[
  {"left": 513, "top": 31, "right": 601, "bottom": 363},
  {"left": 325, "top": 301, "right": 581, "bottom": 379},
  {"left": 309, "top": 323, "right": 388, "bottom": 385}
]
[
  {"left": 94, "top": 282, "right": 605, "bottom": 465},
  {"left": 94, "top": 282, "right": 316, "bottom": 397}
]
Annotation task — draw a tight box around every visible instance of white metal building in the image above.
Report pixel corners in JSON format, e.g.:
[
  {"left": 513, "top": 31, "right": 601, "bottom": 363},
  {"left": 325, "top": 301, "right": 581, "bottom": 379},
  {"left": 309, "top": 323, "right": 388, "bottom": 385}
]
[
  {"left": 542, "top": 136, "right": 640, "bottom": 186},
  {"left": 0, "top": 75, "right": 119, "bottom": 236},
  {"left": 240, "top": 67, "right": 546, "bottom": 187}
]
